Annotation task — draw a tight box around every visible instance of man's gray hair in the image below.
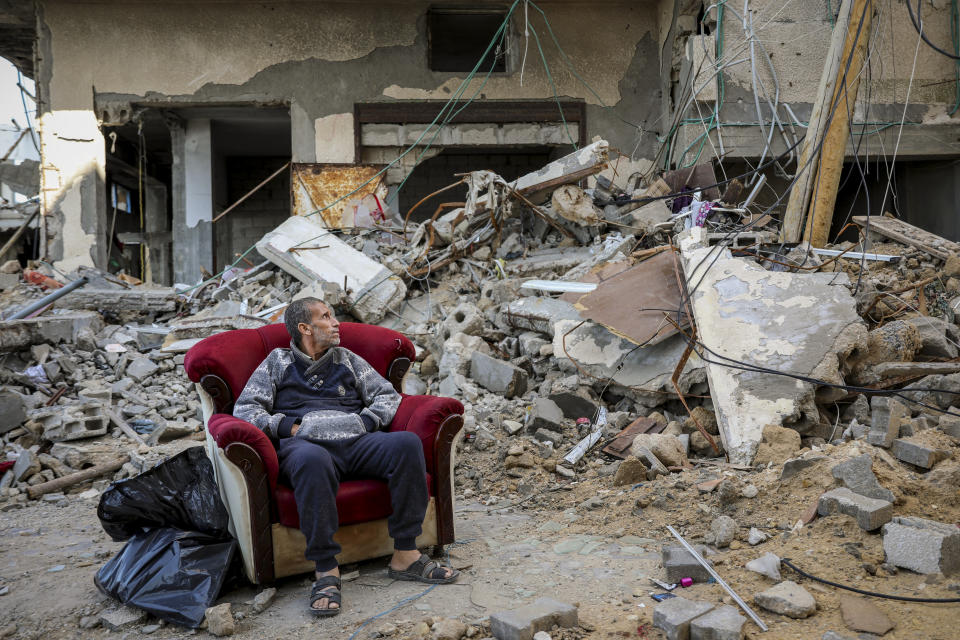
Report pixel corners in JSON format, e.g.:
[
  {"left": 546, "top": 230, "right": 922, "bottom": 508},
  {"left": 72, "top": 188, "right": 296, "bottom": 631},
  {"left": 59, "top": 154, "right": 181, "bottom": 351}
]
[{"left": 284, "top": 297, "right": 324, "bottom": 345}]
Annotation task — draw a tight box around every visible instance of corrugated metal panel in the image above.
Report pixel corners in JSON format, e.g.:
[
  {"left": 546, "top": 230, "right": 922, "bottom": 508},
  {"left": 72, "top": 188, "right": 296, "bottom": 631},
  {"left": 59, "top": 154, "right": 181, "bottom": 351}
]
[{"left": 291, "top": 163, "right": 388, "bottom": 228}]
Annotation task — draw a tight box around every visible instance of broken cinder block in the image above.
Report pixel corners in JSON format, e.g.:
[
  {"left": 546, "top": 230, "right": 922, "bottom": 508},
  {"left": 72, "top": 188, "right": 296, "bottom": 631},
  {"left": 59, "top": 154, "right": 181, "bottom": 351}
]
[
  {"left": 469, "top": 352, "right": 528, "bottom": 398},
  {"left": 882, "top": 516, "right": 960, "bottom": 576},
  {"left": 817, "top": 487, "right": 893, "bottom": 531},
  {"left": 689, "top": 604, "right": 748, "bottom": 640},
  {"left": 29, "top": 403, "right": 109, "bottom": 442}
]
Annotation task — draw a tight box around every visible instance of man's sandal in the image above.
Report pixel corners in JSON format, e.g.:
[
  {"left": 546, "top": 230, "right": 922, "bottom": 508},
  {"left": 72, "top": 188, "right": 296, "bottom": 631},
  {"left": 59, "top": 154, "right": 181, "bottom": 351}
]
[
  {"left": 387, "top": 553, "right": 460, "bottom": 584},
  {"left": 309, "top": 575, "right": 342, "bottom": 617}
]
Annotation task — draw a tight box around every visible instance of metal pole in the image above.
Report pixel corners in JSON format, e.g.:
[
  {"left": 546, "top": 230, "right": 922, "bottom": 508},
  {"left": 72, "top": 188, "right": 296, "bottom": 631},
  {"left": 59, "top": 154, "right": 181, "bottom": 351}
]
[
  {"left": 666, "top": 525, "right": 769, "bottom": 632},
  {"left": 7, "top": 275, "right": 89, "bottom": 320}
]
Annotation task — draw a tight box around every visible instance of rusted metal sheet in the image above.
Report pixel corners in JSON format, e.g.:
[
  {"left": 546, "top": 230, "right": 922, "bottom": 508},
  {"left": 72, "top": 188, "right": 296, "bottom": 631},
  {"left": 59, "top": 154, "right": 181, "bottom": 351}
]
[
  {"left": 569, "top": 250, "right": 690, "bottom": 347},
  {"left": 291, "top": 163, "right": 388, "bottom": 228}
]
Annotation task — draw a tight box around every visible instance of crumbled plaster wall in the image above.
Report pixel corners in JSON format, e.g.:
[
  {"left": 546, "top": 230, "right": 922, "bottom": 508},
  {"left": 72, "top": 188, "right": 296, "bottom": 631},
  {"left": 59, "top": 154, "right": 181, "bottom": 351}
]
[{"left": 37, "top": 0, "right": 665, "bottom": 268}]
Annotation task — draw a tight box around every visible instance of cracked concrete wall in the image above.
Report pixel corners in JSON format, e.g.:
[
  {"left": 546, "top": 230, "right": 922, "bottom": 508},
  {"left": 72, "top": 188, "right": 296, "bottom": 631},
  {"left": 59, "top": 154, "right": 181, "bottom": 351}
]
[{"left": 37, "top": 0, "right": 664, "bottom": 269}]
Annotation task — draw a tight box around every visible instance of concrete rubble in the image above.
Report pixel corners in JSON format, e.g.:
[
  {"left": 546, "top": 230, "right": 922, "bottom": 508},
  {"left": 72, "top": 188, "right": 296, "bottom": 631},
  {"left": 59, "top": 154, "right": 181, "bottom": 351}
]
[{"left": 1, "top": 137, "right": 960, "bottom": 640}]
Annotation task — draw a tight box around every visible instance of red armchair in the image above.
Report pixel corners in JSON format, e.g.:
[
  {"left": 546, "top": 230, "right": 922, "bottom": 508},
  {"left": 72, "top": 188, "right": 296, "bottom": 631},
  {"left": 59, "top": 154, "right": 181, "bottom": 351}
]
[{"left": 184, "top": 323, "right": 464, "bottom": 584}]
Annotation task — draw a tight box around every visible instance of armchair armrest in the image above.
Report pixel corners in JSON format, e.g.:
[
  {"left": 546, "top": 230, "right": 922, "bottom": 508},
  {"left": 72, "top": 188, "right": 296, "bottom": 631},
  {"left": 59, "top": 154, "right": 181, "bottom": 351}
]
[
  {"left": 390, "top": 394, "right": 464, "bottom": 545},
  {"left": 207, "top": 414, "right": 280, "bottom": 493}
]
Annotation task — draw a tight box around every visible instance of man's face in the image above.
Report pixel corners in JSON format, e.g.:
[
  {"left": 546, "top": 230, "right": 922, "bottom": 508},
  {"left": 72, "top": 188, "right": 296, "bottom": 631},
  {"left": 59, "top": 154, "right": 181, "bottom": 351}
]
[{"left": 299, "top": 302, "right": 340, "bottom": 355}]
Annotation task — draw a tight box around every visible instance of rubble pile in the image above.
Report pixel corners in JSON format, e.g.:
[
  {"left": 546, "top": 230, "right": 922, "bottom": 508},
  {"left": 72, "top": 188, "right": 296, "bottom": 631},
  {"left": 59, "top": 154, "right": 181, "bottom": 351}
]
[{"left": 2, "top": 144, "right": 960, "bottom": 638}]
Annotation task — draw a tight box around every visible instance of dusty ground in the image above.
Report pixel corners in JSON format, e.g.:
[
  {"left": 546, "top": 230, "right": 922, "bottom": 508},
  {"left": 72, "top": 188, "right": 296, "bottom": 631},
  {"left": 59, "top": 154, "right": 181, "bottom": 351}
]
[{"left": 2, "top": 437, "right": 959, "bottom": 640}]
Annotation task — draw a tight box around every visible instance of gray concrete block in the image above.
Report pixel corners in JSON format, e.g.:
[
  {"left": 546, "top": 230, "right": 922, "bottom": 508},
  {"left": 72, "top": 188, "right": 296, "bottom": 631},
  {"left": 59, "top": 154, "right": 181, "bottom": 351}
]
[
  {"left": 489, "top": 597, "right": 578, "bottom": 640},
  {"left": 891, "top": 439, "right": 949, "bottom": 469},
  {"left": 868, "top": 396, "right": 909, "bottom": 448},
  {"left": 548, "top": 391, "right": 598, "bottom": 421},
  {"left": 663, "top": 545, "right": 714, "bottom": 583},
  {"left": 939, "top": 413, "right": 960, "bottom": 438},
  {"left": 126, "top": 357, "right": 160, "bottom": 383},
  {"left": 653, "top": 597, "right": 714, "bottom": 640},
  {"left": 469, "top": 352, "right": 528, "bottom": 398},
  {"left": 690, "top": 605, "right": 747, "bottom": 640},
  {"left": 830, "top": 454, "right": 894, "bottom": 502},
  {"left": 533, "top": 428, "right": 563, "bottom": 447},
  {"left": 882, "top": 516, "right": 960, "bottom": 576},
  {"left": 0, "top": 390, "right": 26, "bottom": 434},
  {"left": 817, "top": 487, "right": 893, "bottom": 531},
  {"left": 30, "top": 403, "right": 108, "bottom": 442},
  {"left": 527, "top": 397, "right": 564, "bottom": 433}
]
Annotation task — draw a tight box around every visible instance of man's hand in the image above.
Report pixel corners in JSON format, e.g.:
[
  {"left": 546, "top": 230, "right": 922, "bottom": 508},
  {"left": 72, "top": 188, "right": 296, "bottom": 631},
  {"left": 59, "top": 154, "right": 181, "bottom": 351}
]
[{"left": 291, "top": 422, "right": 300, "bottom": 436}]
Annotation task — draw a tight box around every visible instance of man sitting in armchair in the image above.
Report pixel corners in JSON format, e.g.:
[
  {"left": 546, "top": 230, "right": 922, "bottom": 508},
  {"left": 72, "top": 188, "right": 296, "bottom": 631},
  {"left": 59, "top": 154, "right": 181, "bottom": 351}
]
[{"left": 233, "top": 297, "right": 458, "bottom": 617}]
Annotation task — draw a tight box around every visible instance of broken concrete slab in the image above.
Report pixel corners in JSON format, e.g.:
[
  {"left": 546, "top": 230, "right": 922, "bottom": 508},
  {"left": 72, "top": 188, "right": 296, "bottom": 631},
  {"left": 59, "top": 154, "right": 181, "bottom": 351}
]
[
  {"left": 882, "top": 516, "right": 960, "bottom": 575},
  {"left": 527, "top": 397, "right": 564, "bottom": 434},
  {"left": 678, "top": 227, "right": 866, "bottom": 465},
  {"left": 818, "top": 487, "right": 893, "bottom": 531},
  {"left": 653, "top": 597, "right": 714, "bottom": 640},
  {"left": 830, "top": 454, "right": 895, "bottom": 502},
  {"left": 125, "top": 357, "right": 160, "bottom": 383},
  {"left": 552, "top": 319, "right": 705, "bottom": 406},
  {"left": 469, "top": 352, "right": 528, "bottom": 398},
  {"left": 0, "top": 311, "right": 103, "bottom": 352},
  {"left": 256, "top": 215, "right": 406, "bottom": 324},
  {"left": 489, "top": 597, "right": 578, "bottom": 640}
]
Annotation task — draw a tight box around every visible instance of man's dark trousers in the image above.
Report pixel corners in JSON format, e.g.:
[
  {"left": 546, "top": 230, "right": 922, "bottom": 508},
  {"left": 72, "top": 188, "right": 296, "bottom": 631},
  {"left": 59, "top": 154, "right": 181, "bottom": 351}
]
[{"left": 278, "top": 430, "right": 428, "bottom": 572}]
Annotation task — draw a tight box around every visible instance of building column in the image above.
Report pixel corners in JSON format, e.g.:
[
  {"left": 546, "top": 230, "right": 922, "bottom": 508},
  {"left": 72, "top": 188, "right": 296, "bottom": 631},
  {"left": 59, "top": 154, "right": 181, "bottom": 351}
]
[{"left": 171, "top": 118, "right": 214, "bottom": 284}]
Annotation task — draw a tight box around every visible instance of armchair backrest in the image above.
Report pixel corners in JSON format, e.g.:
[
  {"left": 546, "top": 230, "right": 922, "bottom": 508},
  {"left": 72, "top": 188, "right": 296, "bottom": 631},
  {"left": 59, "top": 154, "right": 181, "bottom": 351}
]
[{"left": 185, "top": 322, "right": 415, "bottom": 414}]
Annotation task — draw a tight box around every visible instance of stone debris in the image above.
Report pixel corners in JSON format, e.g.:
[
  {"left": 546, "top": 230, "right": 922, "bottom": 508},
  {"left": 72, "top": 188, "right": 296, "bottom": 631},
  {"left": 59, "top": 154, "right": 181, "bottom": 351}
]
[
  {"left": 753, "top": 581, "right": 817, "bottom": 618},
  {"left": 0, "top": 124, "right": 959, "bottom": 640},
  {"left": 489, "top": 597, "right": 578, "bottom": 640},
  {"left": 745, "top": 552, "right": 782, "bottom": 581},
  {"left": 204, "top": 603, "right": 235, "bottom": 636},
  {"left": 98, "top": 605, "right": 148, "bottom": 631},
  {"left": 838, "top": 595, "right": 894, "bottom": 635}
]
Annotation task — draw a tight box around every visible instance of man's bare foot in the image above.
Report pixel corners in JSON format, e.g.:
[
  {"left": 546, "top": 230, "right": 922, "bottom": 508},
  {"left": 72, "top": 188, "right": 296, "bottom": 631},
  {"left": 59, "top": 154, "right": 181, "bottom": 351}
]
[
  {"left": 312, "top": 567, "right": 340, "bottom": 611},
  {"left": 389, "top": 549, "right": 454, "bottom": 580}
]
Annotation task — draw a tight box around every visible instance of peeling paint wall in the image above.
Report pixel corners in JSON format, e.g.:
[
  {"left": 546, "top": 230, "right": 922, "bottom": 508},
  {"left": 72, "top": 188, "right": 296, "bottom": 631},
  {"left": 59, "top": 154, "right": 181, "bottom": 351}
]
[{"left": 37, "top": 0, "right": 664, "bottom": 269}]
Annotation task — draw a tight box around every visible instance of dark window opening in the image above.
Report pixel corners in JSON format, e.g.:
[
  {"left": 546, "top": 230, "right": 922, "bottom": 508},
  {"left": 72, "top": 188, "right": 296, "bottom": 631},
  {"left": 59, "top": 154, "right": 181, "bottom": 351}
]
[
  {"left": 399, "top": 147, "right": 553, "bottom": 222},
  {"left": 428, "top": 8, "right": 508, "bottom": 72}
]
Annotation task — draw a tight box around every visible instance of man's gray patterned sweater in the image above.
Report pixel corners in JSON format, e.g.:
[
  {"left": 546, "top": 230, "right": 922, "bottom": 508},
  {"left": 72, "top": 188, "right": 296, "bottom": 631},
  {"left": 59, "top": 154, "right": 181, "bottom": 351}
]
[{"left": 233, "top": 341, "right": 402, "bottom": 442}]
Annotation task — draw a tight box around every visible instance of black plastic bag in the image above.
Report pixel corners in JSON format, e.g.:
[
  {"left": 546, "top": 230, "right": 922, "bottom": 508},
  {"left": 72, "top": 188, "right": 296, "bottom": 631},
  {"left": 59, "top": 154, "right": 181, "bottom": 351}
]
[
  {"left": 95, "top": 446, "right": 237, "bottom": 627},
  {"left": 98, "top": 446, "right": 230, "bottom": 541},
  {"left": 95, "top": 527, "right": 236, "bottom": 628}
]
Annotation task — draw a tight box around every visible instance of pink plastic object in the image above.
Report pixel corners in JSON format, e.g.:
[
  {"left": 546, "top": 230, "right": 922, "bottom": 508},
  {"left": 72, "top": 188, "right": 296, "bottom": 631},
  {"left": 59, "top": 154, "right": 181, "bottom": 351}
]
[{"left": 680, "top": 577, "right": 693, "bottom": 588}]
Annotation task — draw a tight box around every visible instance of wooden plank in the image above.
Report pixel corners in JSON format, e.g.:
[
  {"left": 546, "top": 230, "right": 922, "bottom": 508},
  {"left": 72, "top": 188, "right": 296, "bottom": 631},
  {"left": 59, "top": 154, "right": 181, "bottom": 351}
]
[
  {"left": 805, "top": 0, "right": 874, "bottom": 247},
  {"left": 853, "top": 216, "right": 960, "bottom": 260},
  {"left": 781, "top": 0, "right": 856, "bottom": 242},
  {"left": 271, "top": 498, "right": 438, "bottom": 579}
]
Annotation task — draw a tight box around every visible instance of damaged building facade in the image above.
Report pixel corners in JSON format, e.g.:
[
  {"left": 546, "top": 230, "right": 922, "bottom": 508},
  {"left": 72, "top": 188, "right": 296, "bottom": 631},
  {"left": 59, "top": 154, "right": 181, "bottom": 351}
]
[{"left": 0, "top": 0, "right": 956, "bottom": 284}]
